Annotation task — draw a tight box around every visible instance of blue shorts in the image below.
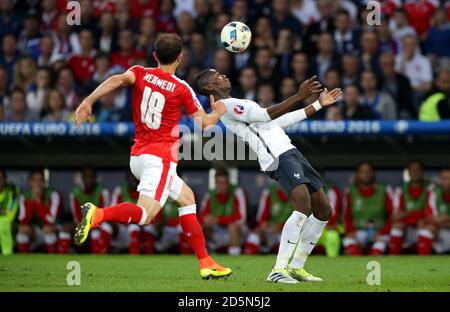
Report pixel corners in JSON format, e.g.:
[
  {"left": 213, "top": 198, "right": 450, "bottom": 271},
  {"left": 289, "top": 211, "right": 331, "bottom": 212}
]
[{"left": 267, "top": 148, "right": 325, "bottom": 196}]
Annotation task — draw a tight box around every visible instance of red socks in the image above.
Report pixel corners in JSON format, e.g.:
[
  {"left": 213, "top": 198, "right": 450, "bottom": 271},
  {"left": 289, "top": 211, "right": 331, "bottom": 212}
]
[
  {"left": 389, "top": 229, "right": 404, "bottom": 255},
  {"left": 178, "top": 205, "right": 209, "bottom": 261},
  {"left": 418, "top": 229, "right": 434, "bottom": 255},
  {"left": 94, "top": 202, "right": 146, "bottom": 225}
]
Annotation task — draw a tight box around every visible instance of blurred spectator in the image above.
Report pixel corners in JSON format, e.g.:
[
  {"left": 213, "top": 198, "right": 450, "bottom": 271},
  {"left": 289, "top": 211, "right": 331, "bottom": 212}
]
[
  {"left": 252, "top": 16, "right": 276, "bottom": 55},
  {"left": 290, "top": 51, "right": 310, "bottom": 84},
  {"left": 69, "top": 167, "right": 110, "bottom": 254},
  {"left": 257, "top": 83, "right": 275, "bottom": 108},
  {"left": 0, "top": 65, "right": 8, "bottom": 115},
  {"left": 42, "top": 89, "right": 70, "bottom": 122},
  {"left": 325, "top": 105, "right": 344, "bottom": 121},
  {"left": 379, "top": 52, "right": 415, "bottom": 119},
  {"left": 27, "top": 67, "right": 51, "bottom": 117},
  {"left": 177, "top": 12, "right": 195, "bottom": 44},
  {"left": 0, "top": 169, "right": 19, "bottom": 255},
  {"left": 312, "top": 32, "right": 338, "bottom": 82},
  {"left": 404, "top": 0, "right": 437, "bottom": 39},
  {"left": 270, "top": 0, "right": 302, "bottom": 40},
  {"left": 333, "top": 9, "right": 359, "bottom": 56},
  {"left": 244, "top": 185, "right": 293, "bottom": 254},
  {"left": 40, "top": 0, "right": 59, "bottom": 34},
  {"left": 98, "top": 12, "right": 118, "bottom": 54},
  {"left": 17, "top": 169, "right": 63, "bottom": 253},
  {"left": 116, "top": 0, "right": 131, "bottom": 30},
  {"left": 137, "top": 17, "right": 157, "bottom": 59},
  {"left": 343, "top": 161, "right": 394, "bottom": 256},
  {"left": 189, "top": 32, "right": 213, "bottom": 69},
  {"left": 54, "top": 13, "right": 76, "bottom": 57},
  {"left": 200, "top": 168, "right": 247, "bottom": 256},
  {"left": 342, "top": 85, "right": 377, "bottom": 120},
  {"left": 360, "top": 70, "right": 397, "bottom": 120},
  {"left": 303, "top": 0, "right": 335, "bottom": 55},
  {"left": 93, "top": 0, "right": 117, "bottom": 18},
  {"left": 230, "top": 0, "right": 250, "bottom": 25},
  {"left": 359, "top": 30, "right": 381, "bottom": 74},
  {"left": 426, "top": 7, "right": 450, "bottom": 69},
  {"left": 389, "top": 8, "right": 416, "bottom": 55},
  {"left": 340, "top": 52, "right": 359, "bottom": 87},
  {"left": 231, "top": 67, "right": 257, "bottom": 101},
  {"left": 389, "top": 160, "right": 431, "bottom": 255},
  {"left": 280, "top": 77, "right": 297, "bottom": 101},
  {"left": 13, "top": 56, "right": 37, "bottom": 93},
  {"left": 291, "top": 0, "right": 320, "bottom": 26},
  {"left": 174, "top": 0, "right": 195, "bottom": 18},
  {"left": 129, "top": 0, "right": 159, "bottom": 20},
  {"left": 210, "top": 0, "right": 225, "bottom": 16},
  {"left": 56, "top": 66, "right": 78, "bottom": 111},
  {"left": 377, "top": 15, "right": 397, "bottom": 54},
  {"left": 36, "top": 35, "right": 64, "bottom": 67},
  {"left": 275, "top": 28, "right": 301, "bottom": 76},
  {"left": 71, "top": 0, "right": 98, "bottom": 34},
  {"left": 396, "top": 34, "right": 433, "bottom": 112},
  {"left": 81, "top": 52, "right": 113, "bottom": 97},
  {"left": 419, "top": 69, "right": 450, "bottom": 121},
  {"left": 0, "top": 33, "right": 19, "bottom": 84},
  {"left": 68, "top": 29, "right": 96, "bottom": 85},
  {"left": 194, "top": 0, "right": 212, "bottom": 32},
  {"left": 323, "top": 67, "right": 341, "bottom": 91},
  {"left": 254, "top": 47, "right": 281, "bottom": 87},
  {"left": 208, "top": 12, "right": 229, "bottom": 50},
  {"left": 158, "top": 0, "right": 177, "bottom": 33},
  {"left": 0, "top": 0, "right": 23, "bottom": 37},
  {"left": 420, "top": 168, "right": 450, "bottom": 255},
  {"left": 96, "top": 91, "right": 125, "bottom": 122},
  {"left": 4, "top": 87, "right": 38, "bottom": 121},
  {"left": 17, "top": 9, "right": 41, "bottom": 57},
  {"left": 111, "top": 29, "right": 146, "bottom": 71}
]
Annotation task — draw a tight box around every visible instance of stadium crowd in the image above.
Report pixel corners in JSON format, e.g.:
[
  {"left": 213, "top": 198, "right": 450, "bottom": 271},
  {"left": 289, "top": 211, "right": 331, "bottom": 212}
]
[
  {"left": 0, "top": 0, "right": 450, "bottom": 123},
  {"left": 1, "top": 161, "right": 450, "bottom": 256}
]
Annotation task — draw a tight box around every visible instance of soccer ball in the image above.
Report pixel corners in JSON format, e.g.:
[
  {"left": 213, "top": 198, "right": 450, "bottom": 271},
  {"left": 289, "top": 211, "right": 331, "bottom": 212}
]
[{"left": 221, "top": 21, "right": 252, "bottom": 53}]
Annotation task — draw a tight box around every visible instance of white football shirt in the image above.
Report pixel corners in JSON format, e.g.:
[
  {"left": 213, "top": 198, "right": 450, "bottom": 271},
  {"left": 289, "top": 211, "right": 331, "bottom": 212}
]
[{"left": 220, "top": 98, "right": 297, "bottom": 171}]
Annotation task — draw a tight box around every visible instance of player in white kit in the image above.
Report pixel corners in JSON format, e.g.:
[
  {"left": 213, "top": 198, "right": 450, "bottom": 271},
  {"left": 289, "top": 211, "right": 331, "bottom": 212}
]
[{"left": 195, "top": 70, "right": 342, "bottom": 283}]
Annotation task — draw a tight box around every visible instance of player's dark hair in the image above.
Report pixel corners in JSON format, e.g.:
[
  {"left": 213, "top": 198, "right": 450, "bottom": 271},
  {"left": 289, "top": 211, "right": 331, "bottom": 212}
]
[
  {"left": 356, "top": 160, "right": 374, "bottom": 171},
  {"left": 194, "top": 69, "right": 215, "bottom": 96},
  {"left": 29, "top": 168, "right": 45, "bottom": 179},
  {"left": 215, "top": 167, "right": 229, "bottom": 178},
  {"left": 154, "top": 33, "right": 183, "bottom": 65},
  {"left": 408, "top": 159, "right": 424, "bottom": 170},
  {"left": 336, "top": 9, "right": 350, "bottom": 18}
]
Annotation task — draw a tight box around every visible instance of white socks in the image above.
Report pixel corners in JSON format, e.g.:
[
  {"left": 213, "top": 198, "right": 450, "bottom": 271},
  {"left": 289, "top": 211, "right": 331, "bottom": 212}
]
[
  {"left": 289, "top": 214, "right": 328, "bottom": 269},
  {"left": 274, "top": 211, "right": 307, "bottom": 269}
]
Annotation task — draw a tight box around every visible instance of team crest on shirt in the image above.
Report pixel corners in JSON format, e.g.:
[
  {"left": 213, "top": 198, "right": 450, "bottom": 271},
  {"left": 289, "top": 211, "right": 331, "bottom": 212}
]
[{"left": 234, "top": 104, "right": 245, "bottom": 115}]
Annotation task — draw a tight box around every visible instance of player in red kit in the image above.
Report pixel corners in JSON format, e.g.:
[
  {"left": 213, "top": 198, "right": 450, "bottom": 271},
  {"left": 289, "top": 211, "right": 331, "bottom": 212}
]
[{"left": 74, "top": 33, "right": 231, "bottom": 279}]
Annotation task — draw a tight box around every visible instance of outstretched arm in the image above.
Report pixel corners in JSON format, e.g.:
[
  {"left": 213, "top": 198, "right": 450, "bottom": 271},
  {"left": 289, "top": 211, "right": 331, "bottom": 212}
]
[
  {"left": 266, "top": 76, "right": 322, "bottom": 119},
  {"left": 209, "top": 76, "right": 322, "bottom": 124},
  {"left": 192, "top": 95, "right": 228, "bottom": 129},
  {"left": 271, "top": 88, "right": 342, "bottom": 129},
  {"left": 75, "top": 71, "right": 136, "bottom": 127}
]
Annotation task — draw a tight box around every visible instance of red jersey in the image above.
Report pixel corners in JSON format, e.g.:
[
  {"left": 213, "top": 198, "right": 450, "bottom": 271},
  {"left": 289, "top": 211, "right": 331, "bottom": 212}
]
[
  {"left": 128, "top": 66, "right": 202, "bottom": 162},
  {"left": 68, "top": 54, "right": 95, "bottom": 84},
  {"left": 19, "top": 189, "right": 62, "bottom": 226}
]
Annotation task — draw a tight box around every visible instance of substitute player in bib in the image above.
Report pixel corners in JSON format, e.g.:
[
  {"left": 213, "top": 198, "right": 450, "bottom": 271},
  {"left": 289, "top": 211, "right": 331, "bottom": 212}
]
[
  {"left": 195, "top": 69, "right": 341, "bottom": 283},
  {"left": 74, "top": 34, "right": 231, "bottom": 279}
]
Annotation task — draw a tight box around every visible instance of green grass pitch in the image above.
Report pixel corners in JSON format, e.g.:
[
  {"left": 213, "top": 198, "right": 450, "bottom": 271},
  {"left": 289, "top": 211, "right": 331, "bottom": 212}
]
[{"left": 1, "top": 254, "right": 449, "bottom": 292}]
